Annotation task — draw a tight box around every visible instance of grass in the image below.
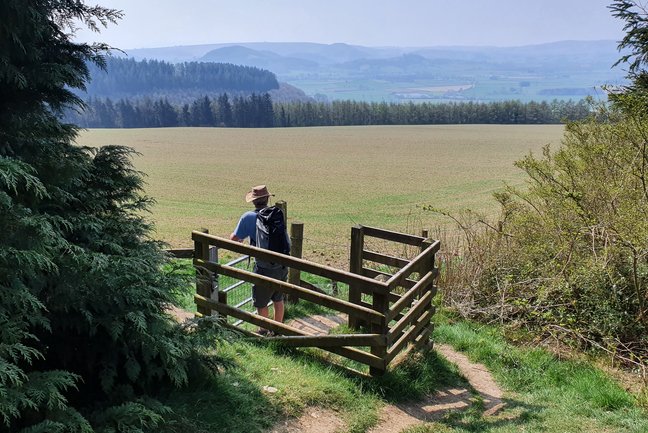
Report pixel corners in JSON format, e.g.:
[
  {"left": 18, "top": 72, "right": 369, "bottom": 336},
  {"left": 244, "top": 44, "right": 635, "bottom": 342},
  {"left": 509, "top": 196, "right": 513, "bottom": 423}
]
[
  {"left": 423, "top": 314, "right": 648, "bottom": 433},
  {"left": 157, "top": 310, "right": 648, "bottom": 433},
  {"left": 75, "top": 125, "right": 564, "bottom": 266},
  {"left": 160, "top": 336, "right": 465, "bottom": 433}
]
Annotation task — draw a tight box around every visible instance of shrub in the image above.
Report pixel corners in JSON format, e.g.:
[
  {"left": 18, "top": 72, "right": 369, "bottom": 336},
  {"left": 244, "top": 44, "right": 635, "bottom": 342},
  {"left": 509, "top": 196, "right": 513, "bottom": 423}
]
[{"left": 437, "top": 97, "right": 648, "bottom": 364}]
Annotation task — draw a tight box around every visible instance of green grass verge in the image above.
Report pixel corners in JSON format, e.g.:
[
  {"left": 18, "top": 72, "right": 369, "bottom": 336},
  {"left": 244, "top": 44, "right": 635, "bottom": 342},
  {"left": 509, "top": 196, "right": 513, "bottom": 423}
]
[
  {"left": 425, "top": 314, "right": 648, "bottom": 433},
  {"left": 160, "top": 340, "right": 464, "bottom": 433}
]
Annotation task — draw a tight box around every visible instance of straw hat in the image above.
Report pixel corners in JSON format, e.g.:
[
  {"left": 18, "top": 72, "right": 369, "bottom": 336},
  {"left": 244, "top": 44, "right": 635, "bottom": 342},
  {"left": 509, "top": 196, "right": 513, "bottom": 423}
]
[{"left": 245, "top": 185, "right": 274, "bottom": 203}]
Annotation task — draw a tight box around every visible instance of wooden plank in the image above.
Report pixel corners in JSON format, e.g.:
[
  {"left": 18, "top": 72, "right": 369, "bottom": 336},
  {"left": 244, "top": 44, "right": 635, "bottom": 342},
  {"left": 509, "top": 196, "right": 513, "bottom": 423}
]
[
  {"left": 362, "top": 250, "right": 409, "bottom": 268},
  {"left": 363, "top": 226, "right": 426, "bottom": 246},
  {"left": 267, "top": 334, "right": 386, "bottom": 348},
  {"left": 196, "top": 260, "right": 385, "bottom": 325},
  {"left": 195, "top": 295, "right": 384, "bottom": 369},
  {"left": 387, "top": 269, "right": 438, "bottom": 322},
  {"left": 223, "top": 320, "right": 385, "bottom": 347},
  {"left": 326, "top": 345, "right": 385, "bottom": 370},
  {"left": 386, "top": 309, "right": 434, "bottom": 363},
  {"left": 196, "top": 294, "right": 305, "bottom": 336},
  {"left": 165, "top": 248, "right": 194, "bottom": 258},
  {"left": 349, "top": 225, "right": 365, "bottom": 329},
  {"left": 370, "top": 279, "right": 389, "bottom": 376},
  {"left": 362, "top": 268, "right": 416, "bottom": 290},
  {"left": 353, "top": 281, "right": 402, "bottom": 305},
  {"left": 192, "top": 231, "right": 388, "bottom": 294},
  {"left": 387, "top": 240, "right": 440, "bottom": 289},
  {"left": 194, "top": 230, "right": 213, "bottom": 316},
  {"left": 414, "top": 325, "right": 434, "bottom": 350},
  {"left": 388, "top": 292, "right": 436, "bottom": 344},
  {"left": 287, "top": 222, "right": 304, "bottom": 302}
]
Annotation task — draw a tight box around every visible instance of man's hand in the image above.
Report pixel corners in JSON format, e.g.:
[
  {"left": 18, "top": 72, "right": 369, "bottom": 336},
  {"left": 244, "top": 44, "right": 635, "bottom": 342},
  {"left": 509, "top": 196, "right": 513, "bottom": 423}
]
[{"left": 230, "top": 233, "right": 242, "bottom": 242}]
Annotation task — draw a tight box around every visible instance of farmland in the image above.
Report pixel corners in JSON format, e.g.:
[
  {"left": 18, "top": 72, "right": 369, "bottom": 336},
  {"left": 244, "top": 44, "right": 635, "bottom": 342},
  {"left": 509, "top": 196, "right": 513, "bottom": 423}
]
[{"left": 75, "top": 125, "right": 564, "bottom": 264}]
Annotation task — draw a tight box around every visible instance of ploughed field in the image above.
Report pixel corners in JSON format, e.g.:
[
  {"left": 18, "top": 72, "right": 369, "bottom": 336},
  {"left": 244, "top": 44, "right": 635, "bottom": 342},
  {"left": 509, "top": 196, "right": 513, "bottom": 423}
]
[{"left": 76, "top": 125, "right": 564, "bottom": 265}]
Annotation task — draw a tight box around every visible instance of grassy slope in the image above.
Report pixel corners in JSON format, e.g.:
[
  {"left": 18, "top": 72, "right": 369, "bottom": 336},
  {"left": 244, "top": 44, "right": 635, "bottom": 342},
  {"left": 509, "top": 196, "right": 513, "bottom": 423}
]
[
  {"left": 159, "top": 314, "right": 647, "bottom": 433},
  {"left": 75, "top": 125, "right": 563, "bottom": 266}
]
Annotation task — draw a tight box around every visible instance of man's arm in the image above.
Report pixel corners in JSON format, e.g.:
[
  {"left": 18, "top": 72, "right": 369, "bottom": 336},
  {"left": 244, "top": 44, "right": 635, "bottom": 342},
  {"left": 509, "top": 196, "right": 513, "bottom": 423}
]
[{"left": 230, "top": 233, "right": 242, "bottom": 242}]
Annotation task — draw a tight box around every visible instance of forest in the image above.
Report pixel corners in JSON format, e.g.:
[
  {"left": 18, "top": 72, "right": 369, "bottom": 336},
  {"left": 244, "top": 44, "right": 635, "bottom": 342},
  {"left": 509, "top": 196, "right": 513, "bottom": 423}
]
[
  {"left": 83, "top": 57, "right": 280, "bottom": 99},
  {"left": 64, "top": 95, "right": 592, "bottom": 128}
]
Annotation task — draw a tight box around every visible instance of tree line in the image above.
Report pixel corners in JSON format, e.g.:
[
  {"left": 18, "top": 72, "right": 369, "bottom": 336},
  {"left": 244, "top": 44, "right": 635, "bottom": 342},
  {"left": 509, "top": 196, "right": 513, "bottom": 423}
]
[
  {"left": 65, "top": 95, "right": 592, "bottom": 128},
  {"left": 84, "top": 56, "right": 280, "bottom": 98},
  {"left": 64, "top": 93, "right": 275, "bottom": 128}
]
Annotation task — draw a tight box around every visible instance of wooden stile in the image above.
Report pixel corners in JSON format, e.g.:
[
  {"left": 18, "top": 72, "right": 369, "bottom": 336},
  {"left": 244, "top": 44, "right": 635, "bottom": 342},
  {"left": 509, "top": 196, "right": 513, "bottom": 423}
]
[
  {"left": 196, "top": 259, "right": 386, "bottom": 325},
  {"left": 189, "top": 222, "right": 439, "bottom": 376}
]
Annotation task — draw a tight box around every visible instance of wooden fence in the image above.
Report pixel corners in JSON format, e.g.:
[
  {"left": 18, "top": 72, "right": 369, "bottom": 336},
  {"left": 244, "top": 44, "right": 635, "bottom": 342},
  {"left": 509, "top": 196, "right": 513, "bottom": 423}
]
[{"left": 189, "top": 224, "right": 439, "bottom": 376}]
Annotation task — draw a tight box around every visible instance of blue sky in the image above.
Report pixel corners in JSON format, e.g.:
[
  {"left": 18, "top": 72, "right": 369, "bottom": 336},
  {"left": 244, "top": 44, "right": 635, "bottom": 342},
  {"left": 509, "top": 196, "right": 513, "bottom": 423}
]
[{"left": 76, "top": 0, "right": 626, "bottom": 49}]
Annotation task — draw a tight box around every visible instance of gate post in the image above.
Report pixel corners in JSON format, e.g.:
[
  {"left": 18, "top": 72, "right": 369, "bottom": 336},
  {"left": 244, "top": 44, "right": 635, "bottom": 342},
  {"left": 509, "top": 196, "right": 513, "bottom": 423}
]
[
  {"left": 370, "top": 283, "right": 388, "bottom": 376},
  {"left": 348, "top": 225, "right": 365, "bottom": 329},
  {"left": 275, "top": 200, "right": 287, "bottom": 225},
  {"left": 287, "top": 221, "right": 304, "bottom": 303},
  {"left": 194, "top": 228, "right": 214, "bottom": 317},
  {"left": 418, "top": 235, "right": 436, "bottom": 350}
]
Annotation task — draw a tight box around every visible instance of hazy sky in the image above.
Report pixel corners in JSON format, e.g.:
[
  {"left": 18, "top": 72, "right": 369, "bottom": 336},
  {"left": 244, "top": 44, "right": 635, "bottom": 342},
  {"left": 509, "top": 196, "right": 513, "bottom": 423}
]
[{"left": 75, "top": 0, "right": 626, "bottom": 49}]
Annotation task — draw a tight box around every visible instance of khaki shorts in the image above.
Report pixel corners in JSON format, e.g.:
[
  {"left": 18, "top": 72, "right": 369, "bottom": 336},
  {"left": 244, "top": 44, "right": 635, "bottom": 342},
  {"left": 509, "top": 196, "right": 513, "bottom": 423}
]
[{"left": 252, "top": 265, "right": 288, "bottom": 308}]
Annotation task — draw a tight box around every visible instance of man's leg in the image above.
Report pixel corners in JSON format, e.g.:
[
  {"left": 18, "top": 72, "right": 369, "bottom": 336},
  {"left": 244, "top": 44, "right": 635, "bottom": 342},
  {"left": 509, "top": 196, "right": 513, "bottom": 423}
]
[
  {"left": 273, "top": 300, "right": 284, "bottom": 323},
  {"left": 257, "top": 305, "right": 269, "bottom": 318}
]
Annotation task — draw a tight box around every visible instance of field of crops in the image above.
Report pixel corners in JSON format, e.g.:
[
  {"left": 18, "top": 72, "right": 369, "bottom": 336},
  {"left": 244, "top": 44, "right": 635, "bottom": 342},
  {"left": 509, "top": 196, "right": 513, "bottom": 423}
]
[{"left": 76, "top": 125, "right": 564, "bottom": 265}]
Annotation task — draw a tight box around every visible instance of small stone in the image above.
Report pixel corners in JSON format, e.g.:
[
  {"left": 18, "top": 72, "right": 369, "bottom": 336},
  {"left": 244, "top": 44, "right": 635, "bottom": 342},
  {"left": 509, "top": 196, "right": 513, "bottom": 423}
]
[
  {"left": 263, "top": 385, "right": 278, "bottom": 393},
  {"left": 232, "top": 382, "right": 240, "bottom": 387},
  {"left": 271, "top": 367, "right": 280, "bottom": 372}
]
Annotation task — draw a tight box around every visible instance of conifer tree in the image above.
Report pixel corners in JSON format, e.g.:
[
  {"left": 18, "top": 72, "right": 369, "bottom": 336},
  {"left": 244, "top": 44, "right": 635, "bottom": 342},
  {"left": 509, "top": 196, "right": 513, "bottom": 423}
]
[{"left": 1, "top": 2, "right": 218, "bottom": 431}]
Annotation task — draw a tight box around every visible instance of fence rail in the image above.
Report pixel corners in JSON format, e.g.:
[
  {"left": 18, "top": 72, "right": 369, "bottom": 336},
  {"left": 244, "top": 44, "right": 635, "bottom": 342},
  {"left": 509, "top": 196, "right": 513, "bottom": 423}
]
[{"left": 185, "top": 222, "right": 438, "bottom": 376}]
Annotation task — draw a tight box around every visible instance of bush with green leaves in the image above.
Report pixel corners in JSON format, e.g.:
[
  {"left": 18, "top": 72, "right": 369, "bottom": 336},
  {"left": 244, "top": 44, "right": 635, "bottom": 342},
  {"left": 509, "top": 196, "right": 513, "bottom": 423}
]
[
  {"left": 439, "top": 96, "right": 648, "bottom": 362},
  {"left": 1, "top": 2, "right": 219, "bottom": 432}
]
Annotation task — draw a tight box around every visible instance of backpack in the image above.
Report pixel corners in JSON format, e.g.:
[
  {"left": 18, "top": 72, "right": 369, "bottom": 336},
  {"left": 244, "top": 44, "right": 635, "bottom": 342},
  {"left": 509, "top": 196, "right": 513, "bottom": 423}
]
[{"left": 255, "top": 206, "right": 290, "bottom": 268}]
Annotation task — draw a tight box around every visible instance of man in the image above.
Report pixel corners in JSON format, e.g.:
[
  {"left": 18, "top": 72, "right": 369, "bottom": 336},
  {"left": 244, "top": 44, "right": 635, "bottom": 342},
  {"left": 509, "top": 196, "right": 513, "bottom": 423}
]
[{"left": 230, "top": 185, "right": 288, "bottom": 334}]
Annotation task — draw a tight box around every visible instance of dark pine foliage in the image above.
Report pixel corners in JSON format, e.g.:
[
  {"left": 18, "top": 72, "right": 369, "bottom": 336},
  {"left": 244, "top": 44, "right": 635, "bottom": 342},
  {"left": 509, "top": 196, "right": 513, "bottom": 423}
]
[
  {"left": 1, "top": 2, "right": 219, "bottom": 432},
  {"left": 84, "top": 57, "right": 280, "bottom": 98}
]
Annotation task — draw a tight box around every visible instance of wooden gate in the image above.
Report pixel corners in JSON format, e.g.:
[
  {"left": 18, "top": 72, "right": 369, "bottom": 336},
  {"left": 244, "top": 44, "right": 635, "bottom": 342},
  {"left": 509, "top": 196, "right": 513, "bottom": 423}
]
[{"left": 191, "top": 225, "right": 439, "bottom": 376}]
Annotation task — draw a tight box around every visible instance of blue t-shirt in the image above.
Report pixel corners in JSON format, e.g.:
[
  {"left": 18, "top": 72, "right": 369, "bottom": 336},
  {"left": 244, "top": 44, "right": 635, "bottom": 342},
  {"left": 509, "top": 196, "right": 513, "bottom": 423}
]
[{"left": 233, "top": 211, "right": 258, "bottom": 245}]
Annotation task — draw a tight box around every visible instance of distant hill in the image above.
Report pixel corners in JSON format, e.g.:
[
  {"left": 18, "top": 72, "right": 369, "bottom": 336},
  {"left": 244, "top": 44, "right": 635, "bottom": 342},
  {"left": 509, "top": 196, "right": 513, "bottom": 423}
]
[
  {"left": 119, "top": 40, "right": 628, "bottom": 103},
  {"left": 123, "top": 42, "right": 397, "bottom": 64},
  {"left": 200, "top": 45, "right": 318, "bottom": 73}
]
